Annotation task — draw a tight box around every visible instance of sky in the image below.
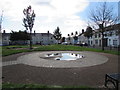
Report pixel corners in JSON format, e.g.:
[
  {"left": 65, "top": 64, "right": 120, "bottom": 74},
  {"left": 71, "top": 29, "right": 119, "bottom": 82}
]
[{"left": 0, "top": 0, "right": 119, "bottom": 37}]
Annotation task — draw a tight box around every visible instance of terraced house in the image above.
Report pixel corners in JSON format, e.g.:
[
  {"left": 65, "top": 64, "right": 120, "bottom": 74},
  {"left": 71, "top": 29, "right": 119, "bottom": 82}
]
[
  {"left": 88, "top": 24, "right": 120, "bottom": 48},
  {"left": 1, "top": 30, "right": 57, "bottom": 46},
  {"left": 66, "top": 24, "right": 120, "bottom": 48}
]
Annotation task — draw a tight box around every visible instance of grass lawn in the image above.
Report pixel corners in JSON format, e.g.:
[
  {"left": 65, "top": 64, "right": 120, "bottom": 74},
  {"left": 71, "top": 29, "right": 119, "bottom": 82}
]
[
  {"left": 2, "top": 44, "right": 120, "bottom": 56},
  {"left": 2, "top": 83, "right": 94, "bottom": 89},
  {"left": 2, "top": 45, "right": 120, "bottom": 56}
]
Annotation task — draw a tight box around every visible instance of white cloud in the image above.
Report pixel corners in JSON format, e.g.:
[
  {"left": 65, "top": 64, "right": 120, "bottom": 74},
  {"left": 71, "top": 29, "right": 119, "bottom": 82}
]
[{"left": 0, "top": 0, "right": 89, "bottom": 36}]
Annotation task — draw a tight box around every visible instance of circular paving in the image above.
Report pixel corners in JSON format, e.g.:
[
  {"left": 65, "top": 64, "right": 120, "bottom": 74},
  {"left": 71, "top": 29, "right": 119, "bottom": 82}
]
[{"left": 17, "top": 51, "right": 108, "bottom": 68}]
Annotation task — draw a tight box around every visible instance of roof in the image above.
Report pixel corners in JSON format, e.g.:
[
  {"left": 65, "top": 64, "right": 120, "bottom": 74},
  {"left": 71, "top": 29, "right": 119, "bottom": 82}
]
[
  {"left": 2, "top": 33, "right": 53, "bottom": 36},
  {"left": 94, "top": 23, "right": 120, "bottom": 33},
  {"left": 31, "top": 33, "right": 53, "bottom": 36},
  {"left": 2, "top": 33, "right": 10, "bottom": 36}
]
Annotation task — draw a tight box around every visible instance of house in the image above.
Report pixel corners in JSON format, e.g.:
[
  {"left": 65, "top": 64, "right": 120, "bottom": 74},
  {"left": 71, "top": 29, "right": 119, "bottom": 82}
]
[
  {"left": 66, "top": 29, "right": 88, "bottom": 45},
  {"left": 78, "top": 34, "right": 88, "bottom": 45},
  {"left": 66, "top": 24, "right": 120, "bottom": 48},
  {"left": 1, "top": 30, "right": 57, "bottom": 46},
  {"left": 2, "top": 30, "right": 10, "bottom": 45},
  {"left": 89, "top": 24, "right": 120, "bottom": 47},
  {"left": 32, "top": 33, "right": 57, "bottom": 45}
]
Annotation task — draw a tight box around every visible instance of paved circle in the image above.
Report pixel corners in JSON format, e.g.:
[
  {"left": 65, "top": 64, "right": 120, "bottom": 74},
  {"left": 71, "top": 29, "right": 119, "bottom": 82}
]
[{"left": 17, "top": 51, "right": 108, "bottom": 68}]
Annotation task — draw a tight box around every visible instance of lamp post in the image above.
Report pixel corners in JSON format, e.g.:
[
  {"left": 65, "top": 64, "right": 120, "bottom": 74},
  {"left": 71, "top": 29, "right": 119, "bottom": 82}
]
[{"left": 23, "top": 5, "right": 36, "bottom": 49}]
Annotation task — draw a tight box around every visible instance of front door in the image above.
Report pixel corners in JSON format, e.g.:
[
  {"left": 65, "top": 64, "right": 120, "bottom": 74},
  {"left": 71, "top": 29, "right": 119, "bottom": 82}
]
[
  {"left": 99, "top": 40, "right": 101, "bottom": 46},
  {"left": 104, "top": 38, "right": 108, "bottom": 47}
]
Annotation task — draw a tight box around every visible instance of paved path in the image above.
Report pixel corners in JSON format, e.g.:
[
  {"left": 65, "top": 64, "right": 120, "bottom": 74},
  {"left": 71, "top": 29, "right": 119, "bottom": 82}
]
[{"left": 2, "top": 51, "right": 119, "bottom": 88}]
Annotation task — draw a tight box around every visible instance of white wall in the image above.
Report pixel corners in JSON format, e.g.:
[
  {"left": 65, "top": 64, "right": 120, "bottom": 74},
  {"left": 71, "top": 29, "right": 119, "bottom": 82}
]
[
  {"left": 2, "top": 33, "right": 57, "bottom": 45},
  {"left": 89, "top": 29, "right": 120, "bottom": 47},
  {"left": 32, "top": 33, "right": 56, "bottom": 45},
  {"left": 78, "top": 35, "right": 88, "bottom": 44}
]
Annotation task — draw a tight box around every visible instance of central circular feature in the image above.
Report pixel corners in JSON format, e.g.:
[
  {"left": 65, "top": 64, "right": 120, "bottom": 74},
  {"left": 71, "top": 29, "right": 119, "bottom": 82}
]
[
  {"left": 44, "top": 53, "right": 84, "bottom": 61},
  {"left": 17, "top": 51, "right": 108, "bottom": 68}
]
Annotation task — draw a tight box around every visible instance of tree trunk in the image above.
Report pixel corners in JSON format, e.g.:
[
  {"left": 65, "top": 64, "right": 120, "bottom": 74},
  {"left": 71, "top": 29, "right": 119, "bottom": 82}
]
[
  {"left": 101, "top": 32, "right": 104, "bottom": 51},
  {"left": 30, "top": 29, "right": 32, "bottom": 49}
]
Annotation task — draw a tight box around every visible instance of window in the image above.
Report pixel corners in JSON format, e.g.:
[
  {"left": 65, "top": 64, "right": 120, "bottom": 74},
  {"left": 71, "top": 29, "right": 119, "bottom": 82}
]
[
  {"left": 95, "top": 34, "right": 97, "bottom": 38},
  {"left": 104, "top": 33, "right": 107, "bottom": 37},
  {"left": 109, "top": 31, "right": 113, "bottom": 36},
  {"left": 91, "top": 41, "right": 92, "bottom": 45},
  {"left": 115, "top": 30, "right": 119, "bottom": 35},
  {"left": 99, "top": 34, "right": 101, "bottom": 37},
  {"left": 95, "top": 40, "right": 98, "bottom": 44},
  {"left": 109, "top": 39, "right": 111, "bottom": 46},
  {"left": 4, "top": 38, "right": 6, "bottom": 40},
  {"left": 88, "top": 41, "right": 90, "bottom": 45},
  {"left": 113, "top": 40, "right": 117, "bottom": 46}
]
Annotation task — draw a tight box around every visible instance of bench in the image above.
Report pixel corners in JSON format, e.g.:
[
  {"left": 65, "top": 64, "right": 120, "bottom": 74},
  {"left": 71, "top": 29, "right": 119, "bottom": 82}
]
[{"left": 105, "top": 73, "right": 120, "bottom": 90}]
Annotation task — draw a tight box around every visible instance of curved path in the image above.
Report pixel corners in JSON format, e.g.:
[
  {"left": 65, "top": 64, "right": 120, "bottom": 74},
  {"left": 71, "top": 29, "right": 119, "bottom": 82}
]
[{"left": 2, "top": 51, "right": 118, "bottom": 88}]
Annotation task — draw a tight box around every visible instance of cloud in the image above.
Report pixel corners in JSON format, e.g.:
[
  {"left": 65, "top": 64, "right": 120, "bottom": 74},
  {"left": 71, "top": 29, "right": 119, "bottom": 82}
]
[{"left": 0, "top": 0, "right": 89, "bottom": 36}]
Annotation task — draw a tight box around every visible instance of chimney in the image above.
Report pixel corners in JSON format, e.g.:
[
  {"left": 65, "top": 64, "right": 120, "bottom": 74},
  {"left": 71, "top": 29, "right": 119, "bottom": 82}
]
[
  {"left": 34, "top": 30, "right": 35, "bottom": 36},
  {"left": 47, "top": 31, "right": 49, "bottom": 34},
  {"left": 47, "top": 31, "right": 49, "bottom": 36},
  {"left": 82, "top": 29, "right": 84, "bottom": 34},
  {"left": 3, "top": 30, "right": 5, "bottom": 33}
]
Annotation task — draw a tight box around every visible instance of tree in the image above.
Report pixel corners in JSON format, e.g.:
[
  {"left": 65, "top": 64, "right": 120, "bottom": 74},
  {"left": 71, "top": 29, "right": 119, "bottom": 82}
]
[
  {"left": 73, "top": 36, "right": 78, "bottom": 40},
  {"left": 84, "top": 26, "right": 93, "bottom": 39},
  {"left": 23, "top": 5, "right": 36, "bottom": 49},
  {"left": 10, "top": 30, "right": 30, "bottom": 45},
  {"left": 61, "top": 37, "right": 65, "bottom": 42},
  {"left": 84, "top": 26, "right": 93, "bottom": 46},
  {"left": 53, "top": 27, "right": 62, "bottom": 44},
  {"left": 89, "top": 2, "right": 118, "bottom": 51}
]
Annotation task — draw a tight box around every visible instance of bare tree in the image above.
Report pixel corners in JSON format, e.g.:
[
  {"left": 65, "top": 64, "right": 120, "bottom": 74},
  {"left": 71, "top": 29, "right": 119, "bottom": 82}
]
[
  {"left": 89, "top": 2, "right": 118, "bottom": 51},
  {"left": 23, "top": 5, "right": 36, "bottom": 49}
]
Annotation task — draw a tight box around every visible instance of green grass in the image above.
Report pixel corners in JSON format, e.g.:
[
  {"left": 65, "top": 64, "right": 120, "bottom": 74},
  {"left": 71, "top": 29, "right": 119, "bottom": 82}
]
[
  {"left": 2, "top": 45, "right": 32, "bottom": 56},
  {"left": 2, "top": 45, "right": 119, "bottom": 56},
  {"left": 2, "top": 83, "right": 93, "bottom": 89},
  {"left": 34, "top": 45, "right": 120, "bottom": 55}
]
